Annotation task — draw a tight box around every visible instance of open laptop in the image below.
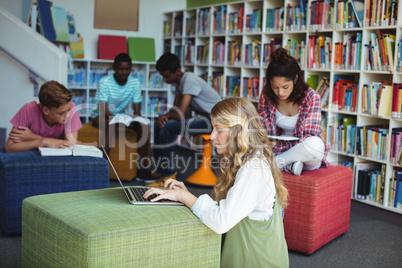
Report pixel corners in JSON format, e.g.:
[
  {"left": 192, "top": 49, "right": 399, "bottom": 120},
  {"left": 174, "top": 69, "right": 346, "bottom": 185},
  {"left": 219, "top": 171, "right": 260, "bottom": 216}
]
[{"left": 102, "top": 146, "right": 184, "bottom": 206}]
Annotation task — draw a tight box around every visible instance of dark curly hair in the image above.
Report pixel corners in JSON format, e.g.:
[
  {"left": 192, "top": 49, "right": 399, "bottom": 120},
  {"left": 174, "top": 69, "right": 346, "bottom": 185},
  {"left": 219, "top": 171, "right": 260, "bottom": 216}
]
[
  {"left": 262, "top": 48, "right": 309, "bottom": 105},
  {"left": 113, "top": 53, "right": 132, "bottom": 67},
  {"left": 156, "top": 52, "right": 181, "bottom": 73}
]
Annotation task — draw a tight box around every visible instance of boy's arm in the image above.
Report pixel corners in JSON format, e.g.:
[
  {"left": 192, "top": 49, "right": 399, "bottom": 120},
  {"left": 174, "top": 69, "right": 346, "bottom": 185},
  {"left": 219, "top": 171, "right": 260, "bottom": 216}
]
[
  {"left": 158, "top": 94, "right": 192, "bottom": 127},
  {"left": 65, "top": 131, "right": 79, "bottom": 145},
  {"left": 164, "top": 94, "right": 192, "bottom": 120},
  {"left": 133, "top": 102, "right": 141, "bottom": 116},
  {"left": 5, "top": 127, "right": 74, "bottom": 153}
]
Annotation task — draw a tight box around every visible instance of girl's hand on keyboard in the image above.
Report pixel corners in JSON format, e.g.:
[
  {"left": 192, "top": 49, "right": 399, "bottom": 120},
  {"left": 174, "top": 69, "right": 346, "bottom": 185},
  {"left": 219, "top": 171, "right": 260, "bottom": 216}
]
[
  {"left": 164, "top": 179, "right": 187, "bottom": 191},
  {"left": 143, "top": 187, "right": 197, "bottom": 208}
]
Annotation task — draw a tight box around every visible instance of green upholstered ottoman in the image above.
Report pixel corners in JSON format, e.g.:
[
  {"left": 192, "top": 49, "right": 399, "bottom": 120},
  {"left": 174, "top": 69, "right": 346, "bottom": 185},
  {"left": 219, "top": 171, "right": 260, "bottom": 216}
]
[{"left": 22, "top": 188, "right": 221, "bottom": 267}]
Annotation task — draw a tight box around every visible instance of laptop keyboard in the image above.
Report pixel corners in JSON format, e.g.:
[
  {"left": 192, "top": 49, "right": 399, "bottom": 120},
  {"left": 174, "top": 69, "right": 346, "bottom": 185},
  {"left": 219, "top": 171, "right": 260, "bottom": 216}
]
[{"left": 127, "top": 186, "right": 158, "bottom": 202}]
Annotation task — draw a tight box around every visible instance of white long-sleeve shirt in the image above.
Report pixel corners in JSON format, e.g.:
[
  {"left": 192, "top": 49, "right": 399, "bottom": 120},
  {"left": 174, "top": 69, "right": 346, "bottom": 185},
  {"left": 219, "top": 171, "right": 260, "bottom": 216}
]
[{"left": 191, "top": 154, "right": 276, "bottom": 234}]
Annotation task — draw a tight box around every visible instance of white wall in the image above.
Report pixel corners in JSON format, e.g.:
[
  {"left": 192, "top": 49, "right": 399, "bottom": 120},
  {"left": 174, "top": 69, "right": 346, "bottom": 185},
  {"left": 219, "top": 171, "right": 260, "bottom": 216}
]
[
  {"left": 51, "top": 0, "right": 185, "bottom": 59},
  {"left": 0, "top": 0, "right": 185, "bottom": 136}
]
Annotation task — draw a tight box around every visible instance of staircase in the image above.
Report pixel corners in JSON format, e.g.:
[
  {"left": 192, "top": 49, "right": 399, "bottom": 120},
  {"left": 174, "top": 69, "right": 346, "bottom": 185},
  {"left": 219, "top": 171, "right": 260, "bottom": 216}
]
[{"left": 0, "top": 6, "right": 68, "bottom": 133}]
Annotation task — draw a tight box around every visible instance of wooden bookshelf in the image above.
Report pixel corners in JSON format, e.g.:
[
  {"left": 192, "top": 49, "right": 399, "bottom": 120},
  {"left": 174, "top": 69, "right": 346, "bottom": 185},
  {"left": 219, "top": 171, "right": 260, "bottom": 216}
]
[{"left": 162, "top": 0, "right": 402, "bottom": 214}]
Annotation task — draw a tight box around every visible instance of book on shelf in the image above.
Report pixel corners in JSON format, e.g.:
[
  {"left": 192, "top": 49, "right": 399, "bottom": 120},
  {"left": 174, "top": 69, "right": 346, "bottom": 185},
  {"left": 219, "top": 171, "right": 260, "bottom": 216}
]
[
  {"left": 391, "top": 169, "right": 402, "bottom": 209},
  {"left": 377, "top": 84, "right": 393, "bottom": 117},
  {"left": 354, "top": 162, "right": 385, "bottom": 203},
  {"left": 109, "top": 114, "right": 151, "bottom": 126},
  {"left": 51, "top": 6, "right": 70, "bottom": 42},
  {"left": 226, "top": 76, "right": 240, "bottom": 97},
  {"left": 366, "top": 0, "right": 398, "bottom": 27},
  {"left": 332, "top": 75, "right": 355, "bottom": 111},
  {"left": 390, "top": 128, "right": 402, "bottom": 164},
  {"left": 38, "top": 145, "right": 103, "bottom": 158},
  {"left": 174, "top": 14, "right": 183, "bottom": 36},
  {"left": 37, "top": 0, "right": 56, "bottom": 42}
]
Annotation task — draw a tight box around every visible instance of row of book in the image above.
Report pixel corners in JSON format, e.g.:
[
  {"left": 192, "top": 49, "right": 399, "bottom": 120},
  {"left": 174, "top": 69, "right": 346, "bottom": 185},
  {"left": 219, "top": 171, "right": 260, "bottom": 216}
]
[
  {"left": 185, "top": 15, "right": 196, "bottom": 36},
  {"left": 212, "top": 40, "right": 225, "bottom": 65},
  {"left": 163, "top": 20, "right": 172, "bottom": 38},
  {"left": 356, "top": 125, "right": 389, "bottom": 161},
  {"left": 390, "top": 167, "right": 402, "bottom": 209},
  {"left": 333, "top": 78, "right": 358, "bottom": 112},
  {"left": 398, "top": 38, "right": 402, "bottom": 72},
  {"left": 228, "top": 7, "right": 244, "bottom": 34},
  {"left": 286, "top": 39, "right": 306, "bottom": 68},
  {"left": 361, "top": 82, "right": 393, "bottom": 117},
  {"left": 286, "top": 1, "right": 308, "bottom": 31},
  {"left": 391, "top": 83, "right": 402, "bottom": 119},
  {"left": 315, "top": 76, "right": 330, "bottom": 108},
  {"left": 213, "top": 6, "right": 226, "bottom": 34},
  {"left": 309, "top": 0, "right": 332, "bottom": 31},
  {"left": 365, "top": 0, "right": 398, "bottom": 27},
  {"left": 198, "top": 8, "right": 211, "bottom": 36},
  {"left": 177, "top": 39, "right": 286, "bottom": 67},
  {"left": 354, "top": 164, "right": 402, "bottom": 209},
  {"left": 226, "top": 76, "right": 241, "bottom": 97},
  {"left": 262, "top": 38, "right": 282, "bottom": 66},
  {"left": 196, "top": 43, "right": 209, "bottom": 65},
  {"left": 364, "top": 30, "right": 395, "bottom": 72},
  {"left": 183, "top": 40, "right": 195, "bottom": 65},
  {"left": 211, "top": 72, "right": 224, "bottom": 96},
  {"left": 243, "top": 77, "right": 260, "bottom": 100},
  {"left": 265, "top": 7, "right": 283, "bottom": 32},
  {"left": 165, "top": 0, "right": 398, "bottom": 37},
  {"left": 354, "top": 163, "right": 386, "bottom": 204},
  {"left": 390, "top": 128, "right": 402, "bottom": 165},
  {"left": 244, "top": 40, "right": 261, "bottom": 67},
  {"left": 244, "top": 9, "right": 262, "bottom": 33},
  {"left": 334, "top": 32, "right": 362, "bottom": 70},
  {"left": 335, "top": 0, "right": 364, "bottom": 29},
  {"left": 147, "top": 97, "right": 168, "bottom": 116},
  {"left": 71, "top": 95, "right": 96, "bottom": 113},
  {"left": 68, "top": 68, "right": 146, "bottom": 88},
  {"left": 174, "top": 14, "right": 183, "bottom": 37},
  {"left": 327, "top": 116, "right": 357, "bottom": 154},
  {"left": 308, "top": 35, "right": 332, "bottom": 69},
  {"left": 227, "top": 40, "right": 241, "bottom": 66},
  {"left": 148, "top": 73, "right": 165, "bottom": 88}
]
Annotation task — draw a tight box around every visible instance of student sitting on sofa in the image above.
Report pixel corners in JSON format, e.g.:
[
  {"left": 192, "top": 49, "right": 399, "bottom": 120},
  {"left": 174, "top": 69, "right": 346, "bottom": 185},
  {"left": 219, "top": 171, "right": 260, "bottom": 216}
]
[
  {"left": 148, "top": 52, "right": 221, "bottom": 186},
  {"left": 258, "top": 48, "right": 329, "bottom": 176},
  {"left": 91, "top": 53, "right": 152, "bottom": 181},
  {"left": 5, "top": 80, "right": 82, "bottom": 152}
]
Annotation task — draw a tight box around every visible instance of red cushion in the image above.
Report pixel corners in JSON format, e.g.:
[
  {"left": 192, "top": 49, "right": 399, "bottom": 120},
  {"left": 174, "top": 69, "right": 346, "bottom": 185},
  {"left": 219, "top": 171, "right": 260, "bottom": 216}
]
[{"left": 282, "top": 165, "right": 353, "bottom": 255}]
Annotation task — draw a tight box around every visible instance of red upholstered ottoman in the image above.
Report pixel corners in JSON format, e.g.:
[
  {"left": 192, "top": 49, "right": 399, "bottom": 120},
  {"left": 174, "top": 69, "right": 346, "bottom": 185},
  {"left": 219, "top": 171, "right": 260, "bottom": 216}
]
[{"left": 282, "top": 164, "right": 353, "bottom": 255}]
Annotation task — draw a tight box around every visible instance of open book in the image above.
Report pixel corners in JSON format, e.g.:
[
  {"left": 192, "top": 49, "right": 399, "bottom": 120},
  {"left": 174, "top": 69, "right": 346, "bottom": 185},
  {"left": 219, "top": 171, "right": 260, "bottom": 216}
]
[
  {"left": 38, "top": 145, "right": 103, "bottom": 158},
  {"left": 109, "top": 114, "right": 151, "bottom": 126},
  {"left": 268, "top": 135, "right": 300, "bottom": 141}
]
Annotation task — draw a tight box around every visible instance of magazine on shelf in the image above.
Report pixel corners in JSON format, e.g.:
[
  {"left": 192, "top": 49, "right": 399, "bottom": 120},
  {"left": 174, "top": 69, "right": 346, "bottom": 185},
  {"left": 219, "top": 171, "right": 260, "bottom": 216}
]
[
  {"left": 109, "top": 114, "right": 151, "bottom": 126},
  {"left": 268, "top": 135, "right": 299, "bottom": 141},
  {"left": 38, "top": 145, "right": 103, "bottom": 158}
]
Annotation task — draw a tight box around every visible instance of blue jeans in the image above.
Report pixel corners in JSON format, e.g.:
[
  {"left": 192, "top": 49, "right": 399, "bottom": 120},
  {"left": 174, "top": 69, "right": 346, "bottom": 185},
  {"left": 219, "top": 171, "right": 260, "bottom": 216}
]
[{"left": 153, "top": 116, "right": 212, "bottom": 175}]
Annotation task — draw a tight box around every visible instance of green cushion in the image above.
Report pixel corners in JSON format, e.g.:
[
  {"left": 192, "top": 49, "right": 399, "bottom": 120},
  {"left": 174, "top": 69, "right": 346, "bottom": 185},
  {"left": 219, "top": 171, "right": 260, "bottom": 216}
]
[{"left": 22, "top": 188, "right": 221, "bottom": 267}]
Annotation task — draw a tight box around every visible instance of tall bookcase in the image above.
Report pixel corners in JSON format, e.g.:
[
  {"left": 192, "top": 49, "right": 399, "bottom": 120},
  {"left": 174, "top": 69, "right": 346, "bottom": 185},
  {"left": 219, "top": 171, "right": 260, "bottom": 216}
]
[{"left": 162, "top": 0, "right": 402, "bottom": 214}]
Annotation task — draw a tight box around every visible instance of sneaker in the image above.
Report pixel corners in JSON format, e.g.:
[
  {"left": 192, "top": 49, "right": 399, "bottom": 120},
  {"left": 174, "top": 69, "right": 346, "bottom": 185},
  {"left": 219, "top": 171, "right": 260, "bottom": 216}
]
[
  {"left": 285, "top": 161, "right": 304, "bottom": 176},
  {"left": 146, "top": 172, "right": 177, "bottom": 187},
  {"left": 135, "top": 170, "right": 157, "bottom": 184}
]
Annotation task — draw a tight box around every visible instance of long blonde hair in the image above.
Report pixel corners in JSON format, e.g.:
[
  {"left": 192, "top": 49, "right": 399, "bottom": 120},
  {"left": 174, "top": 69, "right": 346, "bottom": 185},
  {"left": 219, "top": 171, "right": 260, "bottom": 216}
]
[{"left": 210, "top": 97, "right": 288, "bottom": 208}]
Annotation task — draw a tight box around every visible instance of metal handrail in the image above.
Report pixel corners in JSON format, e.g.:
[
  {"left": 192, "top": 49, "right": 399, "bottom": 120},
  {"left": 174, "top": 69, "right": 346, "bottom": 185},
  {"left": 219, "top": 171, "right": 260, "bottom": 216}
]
[{"left": 0, "top": 44, "right": 47, "bottom": 97}]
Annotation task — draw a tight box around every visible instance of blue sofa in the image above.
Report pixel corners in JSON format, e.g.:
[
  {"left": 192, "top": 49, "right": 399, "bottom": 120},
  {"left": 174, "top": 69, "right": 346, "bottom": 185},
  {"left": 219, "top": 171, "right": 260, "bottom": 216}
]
[{"left": 0, "top": 149, "right": 109, "bottom": 235}]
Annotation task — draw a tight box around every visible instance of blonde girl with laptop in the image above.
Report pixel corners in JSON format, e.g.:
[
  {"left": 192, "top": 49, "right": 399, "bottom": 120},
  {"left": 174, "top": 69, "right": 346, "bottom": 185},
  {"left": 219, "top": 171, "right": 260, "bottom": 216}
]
[{"left": 144, "top": 97, "right": 289, "bottom": 268}]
